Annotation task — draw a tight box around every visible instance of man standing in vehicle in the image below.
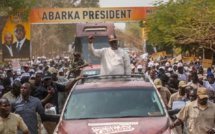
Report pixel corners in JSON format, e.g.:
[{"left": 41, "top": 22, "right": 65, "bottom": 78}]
[{"left": 88, "top": 35, "right": 131, "bottom": 75}]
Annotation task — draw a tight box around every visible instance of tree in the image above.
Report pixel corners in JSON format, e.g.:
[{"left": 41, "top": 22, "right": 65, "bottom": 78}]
[
  {"left": 0, "top": 0, "right": 38, "bottom": 21},
  {"left": 144, "top": 0, "right": 215, "bottom": 55}
]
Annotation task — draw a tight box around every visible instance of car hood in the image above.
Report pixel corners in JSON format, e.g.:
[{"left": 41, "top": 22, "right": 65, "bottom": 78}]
[{"left": 58, "top": 116, "right": 170, "bottom": 134}]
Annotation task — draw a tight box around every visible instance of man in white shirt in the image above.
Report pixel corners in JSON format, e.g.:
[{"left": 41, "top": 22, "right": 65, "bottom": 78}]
[
  {"left": 202, "top": 72, "right": 215, "bottom": 91},
  {"left": 88, "top": 35, "right": 131, "bottom": 75}
]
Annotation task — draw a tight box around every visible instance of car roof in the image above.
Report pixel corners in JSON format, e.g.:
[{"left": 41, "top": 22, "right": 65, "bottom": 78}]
[{"left": 75, "top": 75, "right": 153, "bottom": 90}]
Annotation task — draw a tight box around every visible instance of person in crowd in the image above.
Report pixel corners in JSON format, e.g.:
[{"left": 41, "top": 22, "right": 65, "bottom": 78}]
[
  {"left": 170, "top": 87, "right": 215, "bottom": 134},
  {"left": 20, "top": 64, "right": 30, "bottom": 78},
  {"left": 11, "top": 83, "right": 46, "bottom": 134},
  {"left": 157, "top": 66, "right": 165, "bottom": 77},
  {"left": 0, "top": 98, "right": 30, "bottom": 134},
  {"left": 48, "top": 67, "right": 58, "bottom": 82},
  {"left": 6, "top": 69, "right": 14, "bottom": 85},
  {"left": 200, "top": 71, "right": 215, "bottom": 91},
  {"left": 149, "top": 69, "right": 158, "bottom": 81},
  {"left": 34, "top": 71, "right": 82, "bottom": 114},
  {"left": 12, "top": 24, "right": 30, "bottom": 58},
  {"left": 2, "top": 32, "right": 14, "bottom": 58},
  {"left": 165, "top": 62, "right": 170, "bottom": 73},
  {"left": 2, "top": 77, "right": 12, "bottom": 95},
  {"left": 154, "top": 78, "right": 171, "bottom": 107},
  {"left": 168, "top": 81, "right": 187, "bottom": 109},
  {"left": 187, "top": 72, "right": 201, "bottom": 89},
  {"left": 137, "top": 64, "right": 143, "bottom": 74},
  {"left": 69, "top": 52, "right": 88, "bottom": 77},
  {"left": 30, "top": 72, "right": 43, "bottom": 96},
  {"left": 184, "top": 85, "right": 193, "bottom": 99},
  {"left": 177, "top": 62, "right": 187, "bottom": 82},
  {"left": 38, "top": 64, "right": 43, "bottom": 72},
  {"left": 166, "top": 74, "right": 180, "bottom": 93},
  {"left": 188, "top": 88, "right": 197, "bottom": 102},
  {"left": 2, "top": 80, "right": 21, "bottom": 103},
  {"left": 88, "top": 35, "right": 131, "bottom": 75},
  {"left": 160, "top": 74, "right": 169, "bottom": 87},
  {"left": 167, "top": 67, "right": 174, "bottom": 77}
]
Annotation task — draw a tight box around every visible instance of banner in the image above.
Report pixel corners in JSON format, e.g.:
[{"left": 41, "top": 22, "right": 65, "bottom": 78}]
[
  {"left": 151, "top": 51, "right": 166, "bottom": 61},
  {"left": 1, "top": 12, "right": 31, "bottom": 62},
  {"left": 182, "top": 57, "right": 198, "bottom": 65},
  {"left": 171, "top": 54, "right": 182, "bottom": 65},
  {"left": 202, "top": 59, "right": 213, "bottom": 68},
  {"left": 30, "top": 7, "right": 154, "bottom": 24}
]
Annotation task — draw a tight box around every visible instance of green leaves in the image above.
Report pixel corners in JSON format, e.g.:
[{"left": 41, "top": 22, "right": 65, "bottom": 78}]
[{"left": 145, "top": 0, "right": 215, "bottom": 53}]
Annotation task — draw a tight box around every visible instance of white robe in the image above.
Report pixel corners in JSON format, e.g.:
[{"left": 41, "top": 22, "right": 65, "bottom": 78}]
[{"left": 89, "top": 43, "right": 131, "bottom": 75}]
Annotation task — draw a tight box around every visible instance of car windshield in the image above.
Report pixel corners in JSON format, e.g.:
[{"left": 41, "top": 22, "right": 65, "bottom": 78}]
[
  {"left": 82, "top": 69, "right": 100, "bottom": 76},
  {"left": 63, "top": 88, "right": 165, "bottom": 120}
]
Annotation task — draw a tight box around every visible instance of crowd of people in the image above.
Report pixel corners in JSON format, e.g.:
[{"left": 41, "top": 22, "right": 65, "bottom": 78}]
[
  {"left": 130, "top": 53, "right": 215, "bottom": 134},
  {"left": 0, "top": 34, "right": 214, "bottom": 134}
]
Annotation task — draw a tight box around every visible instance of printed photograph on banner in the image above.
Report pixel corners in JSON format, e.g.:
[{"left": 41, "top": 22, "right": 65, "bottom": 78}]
[{"left": 1, "top": 12, "right": 31, "bottom": 62}]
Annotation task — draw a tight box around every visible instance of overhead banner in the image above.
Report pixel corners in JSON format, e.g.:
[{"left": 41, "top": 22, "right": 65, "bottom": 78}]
[
  {"left": 1, "top": 12, "right": 31, "bottom": 62},
  {"left": 30, "top": 7, "right": 154, "bottom": 24}
]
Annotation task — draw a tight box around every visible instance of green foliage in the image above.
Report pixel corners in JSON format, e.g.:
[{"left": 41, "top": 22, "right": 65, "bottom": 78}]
[
  {"left": 145, "top": 0, "right": 215, "bottom": 53},
  {"left": 0, "top": 0, "right": 38, "bottom": 21}
]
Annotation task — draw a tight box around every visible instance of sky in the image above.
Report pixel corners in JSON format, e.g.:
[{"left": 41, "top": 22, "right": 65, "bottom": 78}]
[{"left": 99, "top": 0, "right": 168, "bottom": 30}]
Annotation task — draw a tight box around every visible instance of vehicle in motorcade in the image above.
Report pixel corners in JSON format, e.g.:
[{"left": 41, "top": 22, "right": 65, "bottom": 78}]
[
  {"left": 53, "top": 75, "right": 178, "bottom": 134},
  {"left": 81, "top": 64, "right": 101, "bottom": 76},
  {"left": 73, "top": 23, "right": 115, "bottom": 64}
]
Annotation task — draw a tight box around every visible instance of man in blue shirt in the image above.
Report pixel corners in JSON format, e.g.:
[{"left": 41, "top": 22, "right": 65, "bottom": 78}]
[{"left": 11, "top": 82, "right": 45, "bottom": 134}]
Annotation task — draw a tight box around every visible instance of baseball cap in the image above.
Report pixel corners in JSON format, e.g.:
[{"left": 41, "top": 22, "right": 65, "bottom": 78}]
[
  {"left": 177, "top": 62, "right": 183, "bottom": 68},
  {"left": 137, "top": 65, "right": 143, "bottom": 69},
  {"left": 108, "top": 34, "right": 118, "bottom": 42},
  {"left": 168, "top": 67, "right": 173, "bottom": 71},
  {"left": 155, "top": 63, "right": 159, "bottom": 67},
  {"left": 159, "top": 66, "right": 165, "bottom": 70},
  {"left": 197, "top": 87, "right": 209, "bottom": 99},
  {"left": 179, "top": 81, "right": 187, "bottom": 88},
  {"left": 154, "top": 79, "right": 162, "bottom": 88},
  {"left": 42, "top": 71, "right": 52, "bottom": 80},
  {"left": 165, "top": 62, "right": 170, "bottom": 67}
]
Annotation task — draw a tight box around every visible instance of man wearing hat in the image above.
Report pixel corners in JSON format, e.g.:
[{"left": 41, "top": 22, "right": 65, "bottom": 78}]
[
  {"left": 70, "top": 52, "right": 88, "bottom": 78},
  {"left": 170, "top": 87, "right": 215, "bottom": 134},
  {"left": 200, "top": 72, "right": 215, "bottom": 91},
  {"left": 88, "top": 35, "right": 131, "bottom": 75},
  {"left": 34, "top": 71, "right": 82, "bottom": 114},
  {"left": 154, "top": 78, "right": 171, "bottom": 107},
  {"left": 168, "top": 81, "right": 187, "bottom": 109}
]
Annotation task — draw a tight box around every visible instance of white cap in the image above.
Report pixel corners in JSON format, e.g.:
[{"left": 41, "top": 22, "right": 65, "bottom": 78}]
[
  {"left": 159, "top": 66, "right": 165, "bottom": 70},
  {"left": 155, "top": 63, "right": 159, "bottom": 66},
  {"left": 39, "top": 64, "right": 43, "bottom": 67},
  {"left": 58, "top": 69, "right": 64, "bottom": 73},
  {"left": 137, "top": 65, "right": 143, "bottom": 69},
  {"left": 184, "top": 66, "right": 188, "bottom": 71},
  {"left": 29, "top": 69, "right": 35, "bottom": 73},
  {"left": 165, "top": 62, "right": 170, "bottom": 67},
  {"left": 177, "top": 62, "right": 183, "bottom": 67},
  {"left": 148, "top": 62, "right": 154, "bottom": 67},
  {"left": 168, "top": 67, "right": 173, "bottom": 71}
]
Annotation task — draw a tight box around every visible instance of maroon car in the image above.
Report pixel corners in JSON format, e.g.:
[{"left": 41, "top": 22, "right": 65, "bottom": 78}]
[{"left": 54, "top": 75, "right": 177, "bottom": 134}]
